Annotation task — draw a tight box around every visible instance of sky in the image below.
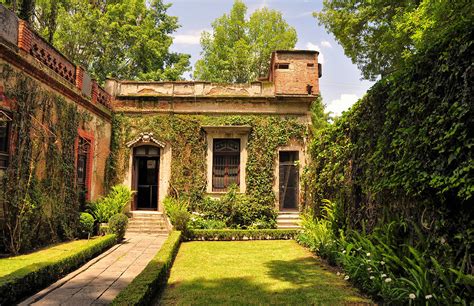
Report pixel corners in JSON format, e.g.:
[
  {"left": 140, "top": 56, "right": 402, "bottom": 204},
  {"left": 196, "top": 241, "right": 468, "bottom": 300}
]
[{"left": 165, "top": 0, "right": 375, "bottom": 116}]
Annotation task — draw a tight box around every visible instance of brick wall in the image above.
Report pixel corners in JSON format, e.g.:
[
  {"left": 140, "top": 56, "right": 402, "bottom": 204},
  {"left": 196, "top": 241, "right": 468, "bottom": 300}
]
[{"left": 272, "top": 51, "right": 320, "bottom": 96}]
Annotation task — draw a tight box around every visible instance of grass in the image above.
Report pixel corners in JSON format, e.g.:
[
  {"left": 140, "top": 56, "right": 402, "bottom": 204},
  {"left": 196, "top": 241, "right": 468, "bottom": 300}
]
[
  {"left": 159, "top": 240, "right": 372, "bottom": 305},
  {"left": 0, "top": 235, "right": 114, "bottom": 286}
]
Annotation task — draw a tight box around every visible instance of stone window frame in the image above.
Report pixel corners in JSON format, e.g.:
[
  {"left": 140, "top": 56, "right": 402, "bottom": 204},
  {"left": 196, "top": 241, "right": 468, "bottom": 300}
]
[{"left": 202, "top": 126, "right": 251, "bottom": 195}]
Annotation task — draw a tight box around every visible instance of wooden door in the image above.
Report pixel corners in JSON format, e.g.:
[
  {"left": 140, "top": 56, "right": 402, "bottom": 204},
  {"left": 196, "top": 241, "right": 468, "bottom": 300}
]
[{"left": 279, "top": 151, "right": 299, "bottom": 210}]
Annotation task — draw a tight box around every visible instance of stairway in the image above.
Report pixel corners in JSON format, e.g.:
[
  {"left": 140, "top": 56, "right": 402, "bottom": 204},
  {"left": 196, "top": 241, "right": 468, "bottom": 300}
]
[
  {"left": 276, "top": 211, "right": 301, "bottom": 229},
  {"left": 126, "top": 211, "right": 170, "bottom": 235}
]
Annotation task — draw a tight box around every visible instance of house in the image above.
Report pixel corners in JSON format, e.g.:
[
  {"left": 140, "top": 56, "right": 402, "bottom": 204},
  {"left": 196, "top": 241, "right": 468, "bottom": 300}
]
[{"left": 0, "top": 5, "right": 321, "bottom": 245}]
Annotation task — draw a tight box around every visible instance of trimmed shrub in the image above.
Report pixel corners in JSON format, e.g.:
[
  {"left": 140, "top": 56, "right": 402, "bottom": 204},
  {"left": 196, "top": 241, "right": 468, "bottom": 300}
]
[
  {"left": 89, "top": 185, "right": 134, "bottom": 223},
  {"left": 108, "top": 213, "right": 128, "bottom": 241},
  {"left": 187, "top": 229, "right": 300, "bottom": 241},
  {"left": 164, "top": 197, "right": 190, "bottom": 233},
  {"left": 78, "top": 212, "right": 95, "bottom": 238},
  {"left": 188, "top": 215, "right": 226, "bottom": 230},
  {"left": 112, "top": 231, "right": 182, "bottom": 305},
  {"left": 98, "top": 224, "right": 109, "bottom": 236},
  {"left": 0, "top": 235, "right": 116, "bottom": 305}
]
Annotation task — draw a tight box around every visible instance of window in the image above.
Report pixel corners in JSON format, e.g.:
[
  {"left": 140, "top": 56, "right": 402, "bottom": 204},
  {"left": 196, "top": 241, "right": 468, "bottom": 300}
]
[
  {"left": 276, "top": 63, "right": 289, "bottom": 69},
  {"left": 77, "top": 136, "right": 91, "bottom": 205},
  {"left": 212, "top": 139, "right": 240, "bottom": 192},
  {"left": 0, "top": 121, "right": 10, "bottom": 169}
]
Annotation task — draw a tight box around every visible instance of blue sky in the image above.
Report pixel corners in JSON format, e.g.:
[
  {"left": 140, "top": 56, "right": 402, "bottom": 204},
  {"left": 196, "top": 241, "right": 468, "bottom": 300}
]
[{"left": 165, "top": 0, "right": 375, "bottom": 116}]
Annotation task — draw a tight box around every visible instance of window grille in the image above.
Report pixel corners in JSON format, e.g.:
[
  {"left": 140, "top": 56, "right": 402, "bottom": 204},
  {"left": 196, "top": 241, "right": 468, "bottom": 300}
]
[{"left": 212, "top": 139, "right": 240, "bottom": 192}]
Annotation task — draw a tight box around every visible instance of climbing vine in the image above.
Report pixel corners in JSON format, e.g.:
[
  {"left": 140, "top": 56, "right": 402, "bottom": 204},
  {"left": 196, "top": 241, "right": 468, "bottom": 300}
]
[
  {"left": 306, "top": 23, "right": 473, "bottom": 273},
  {"left": 0, "top": 63, "right": 91, "bottom": 254},
  {"left": 105, "top": 113, "right": 307, "bottom": 207}
]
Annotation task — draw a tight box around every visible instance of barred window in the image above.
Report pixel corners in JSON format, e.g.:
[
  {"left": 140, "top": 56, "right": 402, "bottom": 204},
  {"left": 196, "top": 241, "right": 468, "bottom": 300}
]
[
  {"left": 0, "top": 121, "right": 10, "bottom": 169},
  {"left": 212, "top": 139, "right": 240, "bottom": 192}
]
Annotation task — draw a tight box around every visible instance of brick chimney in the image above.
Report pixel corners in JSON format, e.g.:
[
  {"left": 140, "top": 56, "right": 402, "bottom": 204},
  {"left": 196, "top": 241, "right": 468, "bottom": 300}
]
[{"left": 268, "top": 50, "right": 320, "bottom": 96}]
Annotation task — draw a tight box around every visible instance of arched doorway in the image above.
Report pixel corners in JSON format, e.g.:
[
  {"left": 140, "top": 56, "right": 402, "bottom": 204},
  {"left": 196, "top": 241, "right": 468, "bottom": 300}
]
[{"left": 132, "top": 145, "right": 160, "bottom": 210}]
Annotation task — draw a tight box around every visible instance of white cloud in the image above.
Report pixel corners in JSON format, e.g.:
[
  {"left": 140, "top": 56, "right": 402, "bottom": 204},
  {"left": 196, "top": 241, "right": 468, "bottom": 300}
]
[
  {"left": 173, "top": 29, "right": 210, "bottom": 45},
  {"left": 326, "top": 94, "right": 359, "bottom": 117},
  {"left": 305, "top": 42, "right": 324, "bottom": 64},
  {"left": 321, "top": 40, "right": 332, "bottom": 48}
]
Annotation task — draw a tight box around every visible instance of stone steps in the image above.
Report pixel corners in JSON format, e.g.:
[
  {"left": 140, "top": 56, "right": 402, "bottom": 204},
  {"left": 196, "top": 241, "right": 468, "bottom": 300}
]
[
  {"left": 277, "top": 211, "right": 301, "bottom": 229},
  {"left": 126, "top": 211, "right": 170, "bottom": 235}
]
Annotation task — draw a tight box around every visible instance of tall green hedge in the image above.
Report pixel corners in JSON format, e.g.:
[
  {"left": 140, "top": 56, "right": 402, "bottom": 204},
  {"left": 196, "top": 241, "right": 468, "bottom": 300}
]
[{"left": 306, "top": 22, "right": 472, "bottom": 271}]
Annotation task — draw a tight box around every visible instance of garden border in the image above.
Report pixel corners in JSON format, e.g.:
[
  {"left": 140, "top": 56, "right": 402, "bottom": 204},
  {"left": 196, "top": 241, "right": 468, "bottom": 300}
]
[
  {"left": 0, "top": 234, "right": 116, "bottom": 305},
  {"left": 111, "top": 231, "right": 182, "bottom": 306},
  {"left": 186, "top": 229, "right": 300, "bottom": 241}
]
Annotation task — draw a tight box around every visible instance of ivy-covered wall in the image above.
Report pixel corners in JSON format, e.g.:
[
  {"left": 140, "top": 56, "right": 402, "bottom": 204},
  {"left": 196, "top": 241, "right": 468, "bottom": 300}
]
[
  {"left": 0, "top": 63, "right": 111, "bottom": 254},
  {"left": 306, "top": 23, "right": 472, "bottom": 272},
  {"left": 105, "top": 113, "right": 308, "bottom": 207}
]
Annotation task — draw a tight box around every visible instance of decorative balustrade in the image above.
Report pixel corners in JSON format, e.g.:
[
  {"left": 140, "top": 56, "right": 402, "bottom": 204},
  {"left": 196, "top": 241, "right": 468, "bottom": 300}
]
[{"left": 13, "top": 19, "right": 113, "bottom": 111}]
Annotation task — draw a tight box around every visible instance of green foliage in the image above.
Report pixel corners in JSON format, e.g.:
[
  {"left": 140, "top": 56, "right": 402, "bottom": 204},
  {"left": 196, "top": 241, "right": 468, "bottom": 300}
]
[
  {"left": 188, "top": 215, "right": 226, "bottom": 230},
  {"left": 194, "top": 0, "right": 297, "bottom": 83},
  {"left": 107, "top": 114, "right": 306, "bottom": 217},
  {"left": 108, "top": 213, "right": 128, "bottom": 242},
  {"left": 0, "top": 235, "right": 116, "bottom": 305},
  {"left": 111, "top": 231, "right": 181, "bottom": 306},
  {"left": 191, "top": 185, "right": 277, "bottom": 229},
  {"left": 303, "top": 21, "right": 472, "bottom": 303},
  {"left": 89, "top": 185, "right": 134, "bottom": 223},
  {"left": 187, "top": 229, "right": 300, "bottom": 241},
  {"left": 163, "top": 197, "right": 190, "bottom": 234},
  {"left": 0, "top": 64, "right": 86, "bottom": 254},
  {"left": 78, "top": 212, "right": 94, "bottom": 239},
  {"left": 11, "top": 0, "right": 191, "bottom": 84},
  {"left": 297, "top": 209, "right": 336, "bottom": 261},
  {"left": 315, "top": 0, "right": 474, "bottom": 80}
]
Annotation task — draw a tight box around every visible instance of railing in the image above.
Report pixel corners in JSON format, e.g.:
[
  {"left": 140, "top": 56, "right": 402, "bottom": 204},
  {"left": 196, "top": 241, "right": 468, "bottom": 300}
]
[{"left": 12, "top": 17, "right": 113, "bottom": 111}]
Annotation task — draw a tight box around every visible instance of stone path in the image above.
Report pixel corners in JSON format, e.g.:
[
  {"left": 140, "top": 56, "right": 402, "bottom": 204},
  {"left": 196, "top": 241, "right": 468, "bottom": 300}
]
[{"left": 20, "top": 234, "right": 168, "bottom": 306}]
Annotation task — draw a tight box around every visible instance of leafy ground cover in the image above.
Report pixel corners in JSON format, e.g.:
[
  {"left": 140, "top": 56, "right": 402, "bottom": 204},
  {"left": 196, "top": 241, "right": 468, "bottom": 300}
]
[{"left": 158, "top": 240, "right": 371, "bottom": 305}]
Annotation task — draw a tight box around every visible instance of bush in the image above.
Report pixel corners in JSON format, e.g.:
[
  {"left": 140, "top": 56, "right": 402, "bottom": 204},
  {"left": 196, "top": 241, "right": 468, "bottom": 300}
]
[
  {"left": 187, "top": 229, "right": 299, "bottom": 241},
  {"left": 112, "top": 231, "right": 182, "bottom": 305},
  {"left": 78, "top": 212, "right": 95, "bottom": 238},
  {"left": 0, "top": 235, "right": 116, "bottom": 305},
  {"left": 89, "top": 185, "right": 134, "bottom": 223},
  {"left": 109, "top": 213, "right": 128, "bottom": 241},
  {"left": 192, "top": 185, "right": 277, "bottom": 229},
  {"left": 164, "top": 197, "right": 190, "bottom": 233},
  {"left": 188, "top": 215, "right": 226, "bottom": 230}
]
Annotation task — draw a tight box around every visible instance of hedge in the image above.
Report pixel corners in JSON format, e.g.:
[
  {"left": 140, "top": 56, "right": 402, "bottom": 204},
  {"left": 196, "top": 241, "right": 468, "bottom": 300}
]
[
  {"left": 187, "top": 229, "right": 300, "bottom": 241},
  {"left": 0, "top": 234, "right": 116, "bottom": 305},
  {"left": 111, "top": 231, "right": 182, "bottom": 306}
]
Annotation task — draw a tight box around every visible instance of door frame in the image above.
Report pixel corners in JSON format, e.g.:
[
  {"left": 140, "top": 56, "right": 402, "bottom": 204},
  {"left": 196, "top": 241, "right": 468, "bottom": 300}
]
[
  {"left": 131, "top": 145, "right": 161, "bottom": 211},
  {"left": 277, "top": 150, "right": 300, "bottom": 211}
]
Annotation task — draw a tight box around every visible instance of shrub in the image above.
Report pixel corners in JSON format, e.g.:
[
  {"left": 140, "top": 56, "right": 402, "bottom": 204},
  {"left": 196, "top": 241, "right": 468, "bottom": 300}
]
[
  {"left": 188, "top": 215, "right": 226, "bottom": 230},
  {"left": 192, "top": 185, "right": 277, "bottom": 229},
  {"left": 187, "top": 229, "right": 299, "bottom": 241},
  {"left": 108, "top": 213, "right": 128, "bottom": 241},
  {"left": 89, "top": 185, "right": 134, "bottom": 223},
  {"left": 164, "top": 197, "right": 190, "bottom": 233},
  {"left": 112, "top": 231, "right": 182, "bottom": 305},
  {"left": 0, "top": 235, "right": 116, "bottom": 305},
  {"left": 78, "top": 212, "right": 95, "bottom": 238}
]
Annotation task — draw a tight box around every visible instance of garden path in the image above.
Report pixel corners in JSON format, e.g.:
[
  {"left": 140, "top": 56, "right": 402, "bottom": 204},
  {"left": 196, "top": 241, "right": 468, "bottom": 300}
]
[{"left": 20, "top": 234, "right": 167, "bottom": 306}]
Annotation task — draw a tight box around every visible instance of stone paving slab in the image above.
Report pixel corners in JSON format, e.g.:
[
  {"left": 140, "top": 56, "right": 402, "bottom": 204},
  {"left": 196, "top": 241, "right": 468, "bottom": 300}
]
[{"left": 20, "top": 234, "right": 168, "bottom": 306}]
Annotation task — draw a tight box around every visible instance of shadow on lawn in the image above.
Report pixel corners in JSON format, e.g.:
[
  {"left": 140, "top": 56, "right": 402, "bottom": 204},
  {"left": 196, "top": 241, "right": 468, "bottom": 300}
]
[{"left": 158, "top": 257, "right": 371, "bottom": 305}]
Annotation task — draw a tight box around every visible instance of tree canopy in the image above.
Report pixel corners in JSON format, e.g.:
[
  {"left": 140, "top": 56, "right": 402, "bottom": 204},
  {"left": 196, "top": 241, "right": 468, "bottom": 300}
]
[
  {"left": 194, "top": 0, "right": 297, "bottom": 83},
  {"left": 3, "top": 0, "right": 191, "bottom": 84},
  {"left": 315, "top": 0, "right": 474, "bottom": 80}
]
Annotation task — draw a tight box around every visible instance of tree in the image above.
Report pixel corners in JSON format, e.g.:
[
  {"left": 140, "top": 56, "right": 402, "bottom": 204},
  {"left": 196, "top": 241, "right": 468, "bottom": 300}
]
[
  {"left": 53, "top": 0, "right": 191, "bottom": 83},
  {"left": 194, "top": 0, "right": 297, "bottom": 83},
  {"left": 314, "top": 0, "right": 474, "bottom": 80},
  {"left": 2, "top": 0, "right": 191, "bottom": 83}
]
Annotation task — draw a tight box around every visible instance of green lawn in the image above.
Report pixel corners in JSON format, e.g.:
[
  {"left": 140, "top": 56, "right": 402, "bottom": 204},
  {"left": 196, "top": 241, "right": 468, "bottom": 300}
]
[
  {"left": 159, "top": 240, "right": 371, "bottom": 305},
  {"left": 0, "top": 236, "right": 113, "bottom": 285}
]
